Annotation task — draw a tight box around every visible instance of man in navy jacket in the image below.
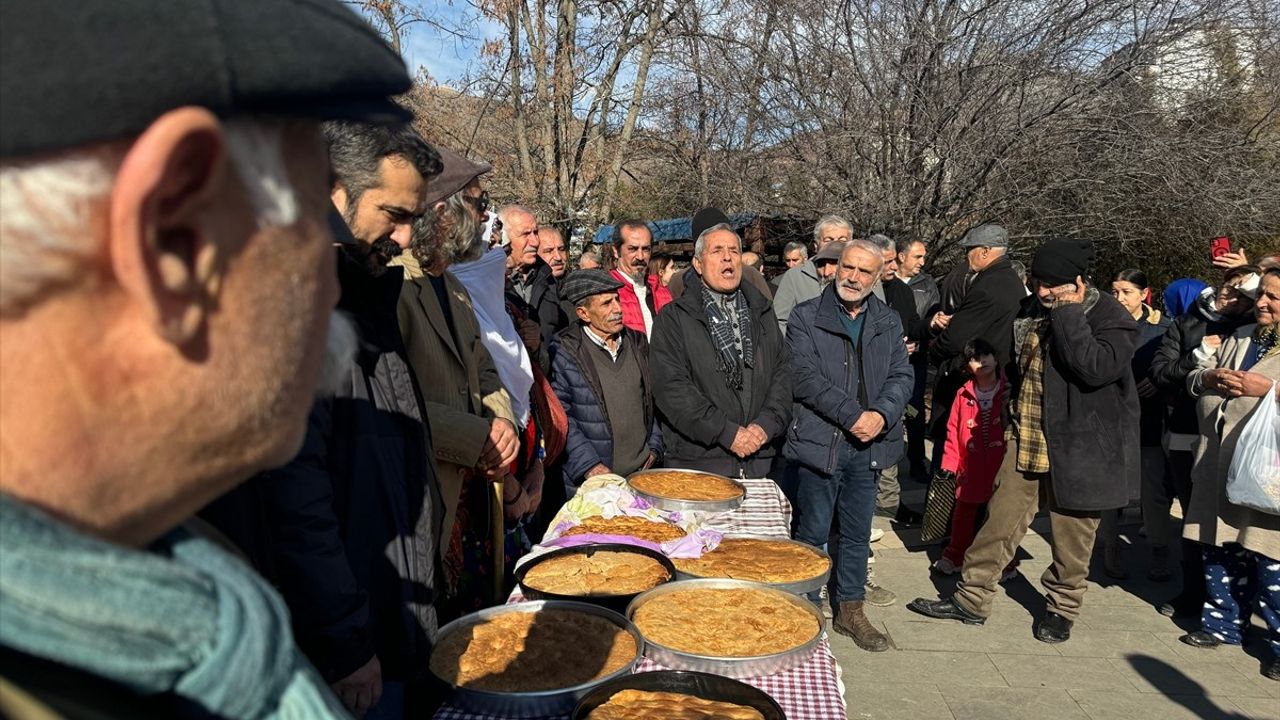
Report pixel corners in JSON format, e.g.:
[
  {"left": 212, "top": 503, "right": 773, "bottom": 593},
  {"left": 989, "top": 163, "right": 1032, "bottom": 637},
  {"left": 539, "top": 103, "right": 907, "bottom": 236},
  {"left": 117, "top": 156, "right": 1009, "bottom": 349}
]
[{"left": 785, "top": 240, "right": 914, "bottom": 653}]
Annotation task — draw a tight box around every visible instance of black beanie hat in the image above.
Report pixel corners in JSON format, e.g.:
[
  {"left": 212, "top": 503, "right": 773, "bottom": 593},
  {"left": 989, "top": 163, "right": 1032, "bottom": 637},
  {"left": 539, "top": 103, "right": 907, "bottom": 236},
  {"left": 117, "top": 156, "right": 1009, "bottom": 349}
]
[
  {"left": 1031, "top": 239, "right": 1095, "bottom": 286},
  {"left": 691, "top": 207, "right": 731, "bottom": 242}
]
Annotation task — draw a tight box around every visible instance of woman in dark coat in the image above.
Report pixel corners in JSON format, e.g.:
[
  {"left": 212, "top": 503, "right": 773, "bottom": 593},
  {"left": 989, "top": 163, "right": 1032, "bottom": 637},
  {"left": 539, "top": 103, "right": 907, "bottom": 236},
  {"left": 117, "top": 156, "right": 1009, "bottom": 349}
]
[{"left": 1097, "top": 269, "right": 1171, "bottom": 580}]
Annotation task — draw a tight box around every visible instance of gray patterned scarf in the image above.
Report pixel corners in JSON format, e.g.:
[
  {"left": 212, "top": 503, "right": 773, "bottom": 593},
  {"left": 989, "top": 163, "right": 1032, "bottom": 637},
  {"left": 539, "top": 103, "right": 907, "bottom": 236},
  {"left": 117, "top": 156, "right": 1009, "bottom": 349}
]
[{"left": 701, "top": 285, "right": 753, "bottom": 391}]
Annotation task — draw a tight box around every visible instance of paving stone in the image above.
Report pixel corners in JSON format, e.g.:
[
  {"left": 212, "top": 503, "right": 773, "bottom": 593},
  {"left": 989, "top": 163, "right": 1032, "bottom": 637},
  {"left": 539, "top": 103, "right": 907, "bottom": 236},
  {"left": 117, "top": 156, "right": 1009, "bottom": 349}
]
[
  {"left": 938, "top": 685, "right": 1089, "bottom": 720},
  {"left": 989, "top": 655, "right": 1137, "bottom": 692},
  {"left": 832, "top": 649, "right": 1008, "bottom": 688},
  {"left": 1069, "top": 689, "right": 1253, "bottom": 720},
  {"left": 1107, "top": 654, "right": 1276, "bottom": 698},
  {"left": 1053, "top": 630, "right": 1190, "bottom": 660},
  {"left": 1072, "top": 603, "right": 1190, "bottom": 633},
  {"left": 1229, "top": 696, "right": 1280, "bottom": 719},
  {"left": 884, "top": 618, "right": 1063, "bottom": 656},
  {"left": 843, "top": 681, "right": 954, "bottom": 720}
]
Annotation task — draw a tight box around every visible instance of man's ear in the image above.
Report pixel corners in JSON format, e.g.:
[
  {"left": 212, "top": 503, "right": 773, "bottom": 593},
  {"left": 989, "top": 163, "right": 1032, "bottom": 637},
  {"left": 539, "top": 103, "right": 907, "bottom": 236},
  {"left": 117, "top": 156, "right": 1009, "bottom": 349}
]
[
  {"left": 691, "top": 256, "right": 704, "bottom": 276},
  {"left": 109, "top": 107, "right": 228, "bottom": 347},
  {"left": 331, "top": 184, "right": 351, "bottom": 218},
  {"left": 575, "top": 304, "right": 590, "bottom": 324}
]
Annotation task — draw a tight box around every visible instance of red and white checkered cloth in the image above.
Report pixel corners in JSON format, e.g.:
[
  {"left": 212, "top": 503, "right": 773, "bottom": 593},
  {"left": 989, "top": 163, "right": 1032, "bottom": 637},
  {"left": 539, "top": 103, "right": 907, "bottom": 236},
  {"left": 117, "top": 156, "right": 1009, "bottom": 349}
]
[{"left": 433, "top": 477, "right": 847, "bottom": 720}]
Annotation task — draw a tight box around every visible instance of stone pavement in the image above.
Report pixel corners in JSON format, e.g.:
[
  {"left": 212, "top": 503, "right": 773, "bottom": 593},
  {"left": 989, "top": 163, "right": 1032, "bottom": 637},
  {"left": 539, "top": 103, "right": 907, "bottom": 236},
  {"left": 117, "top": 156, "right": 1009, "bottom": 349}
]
[{"left": 828, "top": 481, "right": 1280, "bottom": 720}]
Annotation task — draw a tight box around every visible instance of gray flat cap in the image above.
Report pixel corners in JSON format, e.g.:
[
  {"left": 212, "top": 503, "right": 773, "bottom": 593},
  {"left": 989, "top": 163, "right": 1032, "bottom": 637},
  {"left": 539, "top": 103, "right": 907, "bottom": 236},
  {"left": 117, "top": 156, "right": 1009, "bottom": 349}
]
[
  {"left": 813, "top": 241, "right": 847, "bottom": 264},
  {"left": 1, "top": 0, "right": 413, "bottom": 159},
  {"left": 959, "top": 224, "right": 1009, "bottom": 248},
  {"left": 560, "top": 269, "right": 624, "bottom": 305}
]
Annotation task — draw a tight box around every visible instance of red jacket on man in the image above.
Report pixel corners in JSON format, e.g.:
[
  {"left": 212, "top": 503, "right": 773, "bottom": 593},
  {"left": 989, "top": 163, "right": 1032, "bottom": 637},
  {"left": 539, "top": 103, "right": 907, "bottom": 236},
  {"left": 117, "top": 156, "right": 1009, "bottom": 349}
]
[{"left": 611, "top": 269, "right": 672, "bottom": 336}]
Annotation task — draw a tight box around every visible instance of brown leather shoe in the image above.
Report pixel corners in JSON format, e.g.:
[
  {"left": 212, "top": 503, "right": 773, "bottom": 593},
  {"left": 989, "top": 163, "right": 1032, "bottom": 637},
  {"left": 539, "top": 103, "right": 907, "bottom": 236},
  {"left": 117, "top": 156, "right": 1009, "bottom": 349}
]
[{"left": 834, "top": 601, "right": 890, "bottom": 652}]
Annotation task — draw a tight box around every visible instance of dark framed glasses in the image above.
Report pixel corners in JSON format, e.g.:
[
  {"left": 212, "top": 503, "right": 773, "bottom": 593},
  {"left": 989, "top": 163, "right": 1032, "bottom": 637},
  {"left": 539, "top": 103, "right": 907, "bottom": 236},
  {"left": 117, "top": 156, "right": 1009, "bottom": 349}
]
[{"left": 463, "top": 190, "right": 490, "bottom": 215}]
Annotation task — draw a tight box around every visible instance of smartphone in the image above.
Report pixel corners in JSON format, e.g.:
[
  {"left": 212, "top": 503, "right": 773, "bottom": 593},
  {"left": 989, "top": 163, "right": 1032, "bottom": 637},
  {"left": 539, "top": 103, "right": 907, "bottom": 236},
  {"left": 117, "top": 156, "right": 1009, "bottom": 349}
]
[{"left": 1211, "top": 236, "right": 1233, "bottom": 259}]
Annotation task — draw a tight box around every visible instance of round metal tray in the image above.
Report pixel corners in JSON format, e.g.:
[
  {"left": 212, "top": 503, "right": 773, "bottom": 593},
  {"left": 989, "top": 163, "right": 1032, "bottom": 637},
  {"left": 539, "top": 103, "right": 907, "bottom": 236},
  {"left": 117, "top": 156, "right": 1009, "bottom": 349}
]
[
  {"left": 430, "top": 600, "right": 643, "bottom": 718},
  {"left": 571, "top": 670, "right": 786, "bottom": 720},
  {"left": 674, "top": 535, "right": 832, "bottom": 595},
  {"left": 626, "top": 579, "right": 825, "bottom": 679},
  {"left": 515, "top": 543, "right": 678, "bottom": 614},
  {"left": 626, "top": 468, "right": 747, "bottom": 513}
]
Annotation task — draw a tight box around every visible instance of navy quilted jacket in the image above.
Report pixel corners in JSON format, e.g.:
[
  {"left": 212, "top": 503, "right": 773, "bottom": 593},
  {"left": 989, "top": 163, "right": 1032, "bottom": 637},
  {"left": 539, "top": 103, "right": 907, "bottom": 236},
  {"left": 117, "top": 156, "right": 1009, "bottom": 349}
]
[{"left": 549, "top": 326, "right": 664, "bottom": 485}]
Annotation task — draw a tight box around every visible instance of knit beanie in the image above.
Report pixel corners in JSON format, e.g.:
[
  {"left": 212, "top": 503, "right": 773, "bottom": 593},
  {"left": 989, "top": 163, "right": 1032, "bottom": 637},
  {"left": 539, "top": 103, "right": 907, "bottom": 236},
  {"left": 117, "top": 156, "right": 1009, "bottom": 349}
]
[{"left": 1031, "top": 239, "right": 1094, "bottom": 286}]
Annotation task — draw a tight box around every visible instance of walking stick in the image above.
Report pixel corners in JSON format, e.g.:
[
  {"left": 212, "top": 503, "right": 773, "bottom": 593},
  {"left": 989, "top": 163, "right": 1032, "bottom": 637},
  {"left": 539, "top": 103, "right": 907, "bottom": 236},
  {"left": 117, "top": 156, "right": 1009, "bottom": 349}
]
[{"left": 491, "top": 479, "right": 504, "bottom": 601}]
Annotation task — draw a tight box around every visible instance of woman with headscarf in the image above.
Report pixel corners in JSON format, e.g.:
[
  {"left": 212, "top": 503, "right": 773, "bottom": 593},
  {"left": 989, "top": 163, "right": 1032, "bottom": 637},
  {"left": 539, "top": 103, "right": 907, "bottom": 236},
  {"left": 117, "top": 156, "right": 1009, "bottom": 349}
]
[
  {"left": 1150, "top": 267, "right": 1261, "bottom": 617},
  {"left": 1177, "top": 268, "right": 1280, "bottom": 682}
]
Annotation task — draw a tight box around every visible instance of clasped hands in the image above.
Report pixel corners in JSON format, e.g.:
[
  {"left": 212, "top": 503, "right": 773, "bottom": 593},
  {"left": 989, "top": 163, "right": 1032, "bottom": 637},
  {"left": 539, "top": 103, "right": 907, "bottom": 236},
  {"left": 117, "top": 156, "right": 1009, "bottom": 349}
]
[
  {"left": 730, "top": 423, "right": 769, "bottom": 458},
  {"left": 1203, "top": 368, "right": 1275, "bottom": 399}
]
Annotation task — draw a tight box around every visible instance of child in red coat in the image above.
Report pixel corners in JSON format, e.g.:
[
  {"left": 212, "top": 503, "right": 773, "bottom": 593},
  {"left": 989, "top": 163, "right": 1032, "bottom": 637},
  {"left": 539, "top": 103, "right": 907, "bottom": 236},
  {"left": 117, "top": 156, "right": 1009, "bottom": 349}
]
[{"left": 933, "top": 338, "right": 1012, "bottom": 575}]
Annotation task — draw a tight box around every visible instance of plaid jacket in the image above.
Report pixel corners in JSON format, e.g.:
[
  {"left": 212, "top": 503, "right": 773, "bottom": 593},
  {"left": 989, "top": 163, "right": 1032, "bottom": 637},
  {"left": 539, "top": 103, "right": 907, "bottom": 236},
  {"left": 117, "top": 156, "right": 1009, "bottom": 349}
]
[{"left": 1014, "top": 317, "right": 1051, "bottom": 473}]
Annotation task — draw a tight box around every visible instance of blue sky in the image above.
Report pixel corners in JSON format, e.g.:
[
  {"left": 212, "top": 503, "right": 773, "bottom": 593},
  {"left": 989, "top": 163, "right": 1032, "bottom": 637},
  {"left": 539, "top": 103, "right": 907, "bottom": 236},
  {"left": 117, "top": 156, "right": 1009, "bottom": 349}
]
[{"left": 398, "top": 2, "right": 501, "bottom": 84}]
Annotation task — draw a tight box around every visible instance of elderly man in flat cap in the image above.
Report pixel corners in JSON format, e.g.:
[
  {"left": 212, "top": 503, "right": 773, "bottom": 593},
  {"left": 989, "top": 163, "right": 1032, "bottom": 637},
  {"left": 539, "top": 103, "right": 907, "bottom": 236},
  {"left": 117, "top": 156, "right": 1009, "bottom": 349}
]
[
  {"left": 651, "top": 213, "right": 792, "bottom": 479},
  {"left": 910, "top": 239, "right": 1139, "bottom": 645},
  {"left": 551, "top": 270, "right": 664, "bottom": 496},
  {"left": 0, "top": 1, "right": 413, "bottom": 717},
  {"left": 925, "top": 224, "right": 1026, "bottom": 478}
]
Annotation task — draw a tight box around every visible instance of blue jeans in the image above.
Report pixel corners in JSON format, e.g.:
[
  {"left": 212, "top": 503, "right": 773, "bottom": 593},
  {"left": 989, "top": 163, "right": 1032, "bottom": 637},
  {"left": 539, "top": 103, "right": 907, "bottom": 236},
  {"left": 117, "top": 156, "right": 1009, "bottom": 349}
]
[{"left": 792, "top": 445, "right": 877, "bottom": 604}]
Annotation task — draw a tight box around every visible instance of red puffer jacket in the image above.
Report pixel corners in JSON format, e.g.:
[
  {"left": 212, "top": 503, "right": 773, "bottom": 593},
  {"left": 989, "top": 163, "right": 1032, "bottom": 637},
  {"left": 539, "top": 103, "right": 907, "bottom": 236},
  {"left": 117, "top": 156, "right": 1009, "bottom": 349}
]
[
  {"left": 941, "top": 375, "right": 1010, "bottom": 503},
  {"left": 611, "top": 269, "right": 672, "bottom": 336}
]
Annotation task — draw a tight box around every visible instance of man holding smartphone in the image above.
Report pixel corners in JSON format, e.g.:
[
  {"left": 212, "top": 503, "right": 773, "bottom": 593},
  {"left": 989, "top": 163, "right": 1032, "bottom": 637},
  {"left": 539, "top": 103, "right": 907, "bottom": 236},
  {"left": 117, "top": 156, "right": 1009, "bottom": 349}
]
[{"left": 909, "top": 239, "right": 1140, "bottom": 645}]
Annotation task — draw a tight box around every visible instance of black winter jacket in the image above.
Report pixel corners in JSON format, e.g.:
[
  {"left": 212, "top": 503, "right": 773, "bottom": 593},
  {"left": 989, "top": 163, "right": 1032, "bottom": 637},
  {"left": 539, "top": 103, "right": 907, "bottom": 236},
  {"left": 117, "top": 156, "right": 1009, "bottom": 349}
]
[
  {"left": 1010, "top": 289, "right": 1139, "bottom": 511},
  {"left": 550, "top": 326, "right": 664, "bottom": 485},
  {"left": 929, "top": 256, "right": 1025, "bottom": 438},
  {"left": 784, "top": 286, "right": 914, "bottom": 475},
  {"left": 650, "top": 275, "right": 792, "bottom": 477},
  {"left": 506, "top": 258, "right": 568, "bottom": 354},
  {"left": 1149, "top": 292, "right": 1255, "bottom": 437},
  {"left": 202, "top": 250, "right": 440, "bottom": 685},
  {"left": 1131, "top": 305, "right": 1171, "bottom": 446}
]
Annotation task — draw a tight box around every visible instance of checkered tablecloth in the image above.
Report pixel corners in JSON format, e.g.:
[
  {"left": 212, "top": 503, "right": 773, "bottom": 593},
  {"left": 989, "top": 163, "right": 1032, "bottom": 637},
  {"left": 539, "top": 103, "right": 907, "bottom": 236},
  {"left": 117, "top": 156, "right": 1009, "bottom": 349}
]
[{"left": 434, "top": 477, "right": 847, "bottom": 720}]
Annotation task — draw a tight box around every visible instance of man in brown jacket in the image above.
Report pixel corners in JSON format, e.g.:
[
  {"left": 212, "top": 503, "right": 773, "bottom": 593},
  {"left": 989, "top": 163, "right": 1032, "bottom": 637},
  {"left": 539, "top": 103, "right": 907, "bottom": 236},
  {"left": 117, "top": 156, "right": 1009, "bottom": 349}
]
[{"left": 393, "top": 146, "right": 519, "bottom": 613}]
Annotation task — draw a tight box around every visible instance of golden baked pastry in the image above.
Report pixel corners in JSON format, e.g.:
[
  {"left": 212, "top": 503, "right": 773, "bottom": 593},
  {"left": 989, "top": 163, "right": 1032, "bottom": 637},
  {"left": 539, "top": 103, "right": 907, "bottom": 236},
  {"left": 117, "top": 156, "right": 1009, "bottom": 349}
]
[
  {"left": 429, "top": 609, "right": 637, "bottom": 692},
  {"left": 630, "top": 471, "right": 744, "bottom": 502},
  {"left": 522, "top": 551, "right": 670, "bottom": 596},
  {"left": 632, "top": 587, "right": 818, "bottom": 657},
  {"left": 589, "top": 689, "right": 765, "bottom": 720},
  {"left": 674, "top": 538, "right": 829, "bottom": 584},
  {"left": 562, "top": 515, "right": 687, "bottom": 544}
]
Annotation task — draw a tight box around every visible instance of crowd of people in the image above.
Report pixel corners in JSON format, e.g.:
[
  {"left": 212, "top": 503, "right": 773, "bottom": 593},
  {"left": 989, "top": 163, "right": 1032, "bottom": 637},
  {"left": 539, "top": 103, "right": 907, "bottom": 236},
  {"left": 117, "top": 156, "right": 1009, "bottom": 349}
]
[{"left": 1, "top": 3, "right": 1278, "bottom": 719}]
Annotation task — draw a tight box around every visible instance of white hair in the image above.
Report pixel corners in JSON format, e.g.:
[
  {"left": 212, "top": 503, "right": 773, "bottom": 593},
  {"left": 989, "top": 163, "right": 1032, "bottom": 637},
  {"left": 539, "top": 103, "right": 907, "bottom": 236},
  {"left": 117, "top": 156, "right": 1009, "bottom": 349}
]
[
  {"left": 813, "top": 214, "right": 852, "bottom": 245},
  {"left": 0, "top": 119, "right": 297, "bottom": 315},
  {"left": 694, "top": 222, "right": 741, "bottom": 258},
  {"left": 844, "top": 238, "right": 887, "bottom": 271}
]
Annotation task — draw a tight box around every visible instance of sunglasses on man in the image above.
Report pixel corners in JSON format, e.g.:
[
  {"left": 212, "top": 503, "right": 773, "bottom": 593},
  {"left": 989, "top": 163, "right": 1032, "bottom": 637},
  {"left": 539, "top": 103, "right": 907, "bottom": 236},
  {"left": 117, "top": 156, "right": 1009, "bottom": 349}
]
[{"left": 463, "top": 190, "right": 490, "bottom": 216}]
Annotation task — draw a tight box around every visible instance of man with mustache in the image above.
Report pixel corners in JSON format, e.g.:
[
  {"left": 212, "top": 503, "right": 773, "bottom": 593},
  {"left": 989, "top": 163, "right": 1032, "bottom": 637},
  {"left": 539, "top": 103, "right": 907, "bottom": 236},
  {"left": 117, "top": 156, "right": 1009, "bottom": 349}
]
[
  {"left": 0, "top": 1, "right": 417, "bottom": 716},
  {"left": 537, "top": 226, "right": 568, "bottom": 279},
  {"left": 650, "top": 211, "right": 792, "bottom": 479},
  {"left": 202, "top": 121, "right": 445, "bottom": 719},
  {"left": 785, "top": 240, "right": 914, "bottom": 651},
  {"left": 550, "top": 270, "right": 664, "bottom": 494},
  {"left": 610, "top": 219, "right": 672, "bottom": 338}
]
